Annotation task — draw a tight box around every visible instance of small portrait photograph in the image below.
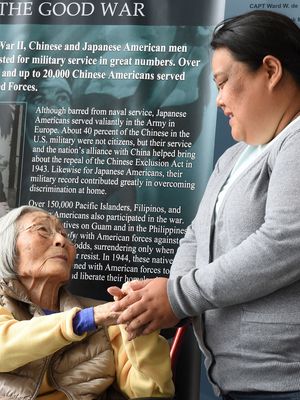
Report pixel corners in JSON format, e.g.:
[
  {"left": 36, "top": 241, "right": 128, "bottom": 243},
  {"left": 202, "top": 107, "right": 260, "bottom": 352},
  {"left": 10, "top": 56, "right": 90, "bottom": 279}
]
[{"left": 0, "top": 103, "right": 24, "bottom": 216}]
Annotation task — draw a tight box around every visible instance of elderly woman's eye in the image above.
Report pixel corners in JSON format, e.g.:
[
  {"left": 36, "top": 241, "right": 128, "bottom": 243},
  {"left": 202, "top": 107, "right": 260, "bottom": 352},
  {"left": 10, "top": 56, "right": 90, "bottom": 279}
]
[
  {"left": 38, "top": 226, "right": 48, "bottom": 231},
  {"left": 36, "top": 225, "right": 51, "bottom": 237}
]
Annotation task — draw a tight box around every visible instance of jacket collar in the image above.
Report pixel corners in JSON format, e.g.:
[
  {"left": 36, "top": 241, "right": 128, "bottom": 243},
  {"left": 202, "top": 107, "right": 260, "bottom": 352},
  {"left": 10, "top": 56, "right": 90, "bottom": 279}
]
[{"left": 0, "top": 278, "right": 80, "bottom": 312}]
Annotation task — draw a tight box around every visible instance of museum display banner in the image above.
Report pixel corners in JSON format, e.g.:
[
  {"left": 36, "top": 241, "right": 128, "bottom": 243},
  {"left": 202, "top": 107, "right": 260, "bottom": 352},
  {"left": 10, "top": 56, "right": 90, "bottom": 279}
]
[
  {"left": 0, "top": 0, "right": 225, "bottom": 299},
  {"left": 1, "top": 1, "right": 299, "bottom": 399}
]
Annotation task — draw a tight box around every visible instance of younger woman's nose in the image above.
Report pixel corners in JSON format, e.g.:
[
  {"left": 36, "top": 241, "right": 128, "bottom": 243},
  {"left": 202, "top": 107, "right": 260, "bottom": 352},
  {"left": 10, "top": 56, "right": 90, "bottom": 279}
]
[{"left": 216, "top": 91, "right": 225, "bottom": 109}]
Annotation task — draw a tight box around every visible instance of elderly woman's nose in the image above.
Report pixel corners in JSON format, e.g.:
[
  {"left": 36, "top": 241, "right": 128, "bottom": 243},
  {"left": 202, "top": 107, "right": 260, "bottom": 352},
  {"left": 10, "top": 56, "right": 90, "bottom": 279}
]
[{"left": 54, "top": 232, "right": 67, "bottom": 246}]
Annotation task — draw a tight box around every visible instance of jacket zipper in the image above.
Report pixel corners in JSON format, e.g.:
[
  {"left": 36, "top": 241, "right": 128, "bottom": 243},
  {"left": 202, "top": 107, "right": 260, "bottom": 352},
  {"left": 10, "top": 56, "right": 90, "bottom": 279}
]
[
  {"left": 31, "top": 356, "right": 51, "bottom": 399},
  {"left": 47, "top": 350, "right": 74, "bottom": 400}
]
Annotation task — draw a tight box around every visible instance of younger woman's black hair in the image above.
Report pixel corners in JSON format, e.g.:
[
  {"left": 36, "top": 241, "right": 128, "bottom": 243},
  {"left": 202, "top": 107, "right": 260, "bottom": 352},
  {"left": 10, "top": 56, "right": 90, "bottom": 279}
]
[{"left": 211, "top": 10, "right": 300, "bottom": 86}]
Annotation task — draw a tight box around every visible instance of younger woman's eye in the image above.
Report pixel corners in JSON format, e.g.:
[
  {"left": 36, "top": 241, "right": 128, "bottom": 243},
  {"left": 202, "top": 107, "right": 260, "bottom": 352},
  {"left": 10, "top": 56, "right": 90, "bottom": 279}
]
[{"left": 217, "top": 79, "right": 227, "bottom": 90}]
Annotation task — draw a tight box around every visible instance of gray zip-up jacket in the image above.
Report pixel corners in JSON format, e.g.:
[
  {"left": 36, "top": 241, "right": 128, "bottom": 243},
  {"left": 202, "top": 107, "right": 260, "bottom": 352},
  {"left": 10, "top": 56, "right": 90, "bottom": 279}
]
[{"left": 168, "top": 118, "right": 300, "bottom": 395}]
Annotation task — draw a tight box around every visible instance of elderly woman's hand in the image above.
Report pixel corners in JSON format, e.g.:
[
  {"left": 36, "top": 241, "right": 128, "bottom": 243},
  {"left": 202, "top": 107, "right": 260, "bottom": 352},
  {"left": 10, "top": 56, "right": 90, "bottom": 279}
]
[{"left": 93, "top": 302, "right": 121, "bottom": 326}]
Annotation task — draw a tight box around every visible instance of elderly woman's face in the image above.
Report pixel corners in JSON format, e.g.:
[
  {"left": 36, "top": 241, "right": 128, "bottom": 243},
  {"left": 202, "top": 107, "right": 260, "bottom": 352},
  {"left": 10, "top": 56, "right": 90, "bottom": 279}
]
[
  {"left": 15, "top": 211, "right": 76, "bottom": 283},
  {"left": 212, "top": 47, "right": 276, "bottom": 145}
]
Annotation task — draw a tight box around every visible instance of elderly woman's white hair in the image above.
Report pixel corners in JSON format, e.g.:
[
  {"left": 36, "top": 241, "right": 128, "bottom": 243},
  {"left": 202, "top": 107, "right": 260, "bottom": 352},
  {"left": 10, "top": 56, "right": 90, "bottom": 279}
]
[{"left": 0, "top": 205, "right": 46, "bottom": 279}]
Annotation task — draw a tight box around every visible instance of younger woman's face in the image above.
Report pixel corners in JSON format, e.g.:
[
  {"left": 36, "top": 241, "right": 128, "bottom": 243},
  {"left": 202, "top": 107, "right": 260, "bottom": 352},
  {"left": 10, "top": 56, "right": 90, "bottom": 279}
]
[{"left": 212, "top": 47, "right": 277, "bottom": 145}]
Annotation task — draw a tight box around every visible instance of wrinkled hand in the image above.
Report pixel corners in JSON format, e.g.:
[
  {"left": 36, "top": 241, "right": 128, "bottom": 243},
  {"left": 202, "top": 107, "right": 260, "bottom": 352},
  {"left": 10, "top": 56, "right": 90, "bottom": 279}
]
[
  {"left": 111, "top": 277, "right": 179, "bottom": 339},
  {"left": 93, "top": 302, "right": 121, "bottom": 326}
]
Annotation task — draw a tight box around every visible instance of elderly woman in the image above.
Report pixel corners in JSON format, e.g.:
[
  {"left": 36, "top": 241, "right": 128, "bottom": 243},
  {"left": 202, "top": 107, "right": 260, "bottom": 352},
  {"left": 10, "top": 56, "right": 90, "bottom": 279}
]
[
  {"left": 0, "top": 205, "right": 174, "bottom": 399},
  {"left": 111, "top": 10, "right": 300, "bottom": 400}
]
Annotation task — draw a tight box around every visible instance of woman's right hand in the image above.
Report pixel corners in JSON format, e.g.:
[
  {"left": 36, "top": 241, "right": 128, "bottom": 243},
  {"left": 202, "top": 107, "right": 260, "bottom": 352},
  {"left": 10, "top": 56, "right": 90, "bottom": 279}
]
[{"left": 109, "top": 278, "right": 179, "bottom": 339}]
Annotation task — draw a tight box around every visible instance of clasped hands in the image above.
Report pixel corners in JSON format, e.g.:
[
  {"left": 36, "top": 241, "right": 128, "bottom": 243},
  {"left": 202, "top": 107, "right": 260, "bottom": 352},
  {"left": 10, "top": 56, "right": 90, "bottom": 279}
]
[{"left": 107, "top": 277, "right": 180, "bottom": 340}]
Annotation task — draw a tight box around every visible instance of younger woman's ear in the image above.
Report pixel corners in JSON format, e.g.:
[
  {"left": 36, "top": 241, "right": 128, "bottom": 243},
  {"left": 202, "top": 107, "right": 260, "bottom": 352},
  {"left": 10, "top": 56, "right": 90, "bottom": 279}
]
[{"left": 262, "top": 55, "right": 283, "bottom": 89}]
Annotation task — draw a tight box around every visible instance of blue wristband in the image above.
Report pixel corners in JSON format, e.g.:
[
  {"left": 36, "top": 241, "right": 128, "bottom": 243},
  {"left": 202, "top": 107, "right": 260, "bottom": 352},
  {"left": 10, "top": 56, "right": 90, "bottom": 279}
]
[
  {"left": 43, "top": 307, "right": 97, "bottom": 335},
  {"left": 72, "top": 307, "right": 97, "bottom": 335}
]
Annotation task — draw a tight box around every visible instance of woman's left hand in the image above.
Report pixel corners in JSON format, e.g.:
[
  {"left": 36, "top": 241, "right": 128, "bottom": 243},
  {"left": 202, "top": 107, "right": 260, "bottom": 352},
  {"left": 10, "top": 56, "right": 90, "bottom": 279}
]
[{"left": 107, "top": 278, "right": 151, "bottom": 300}]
